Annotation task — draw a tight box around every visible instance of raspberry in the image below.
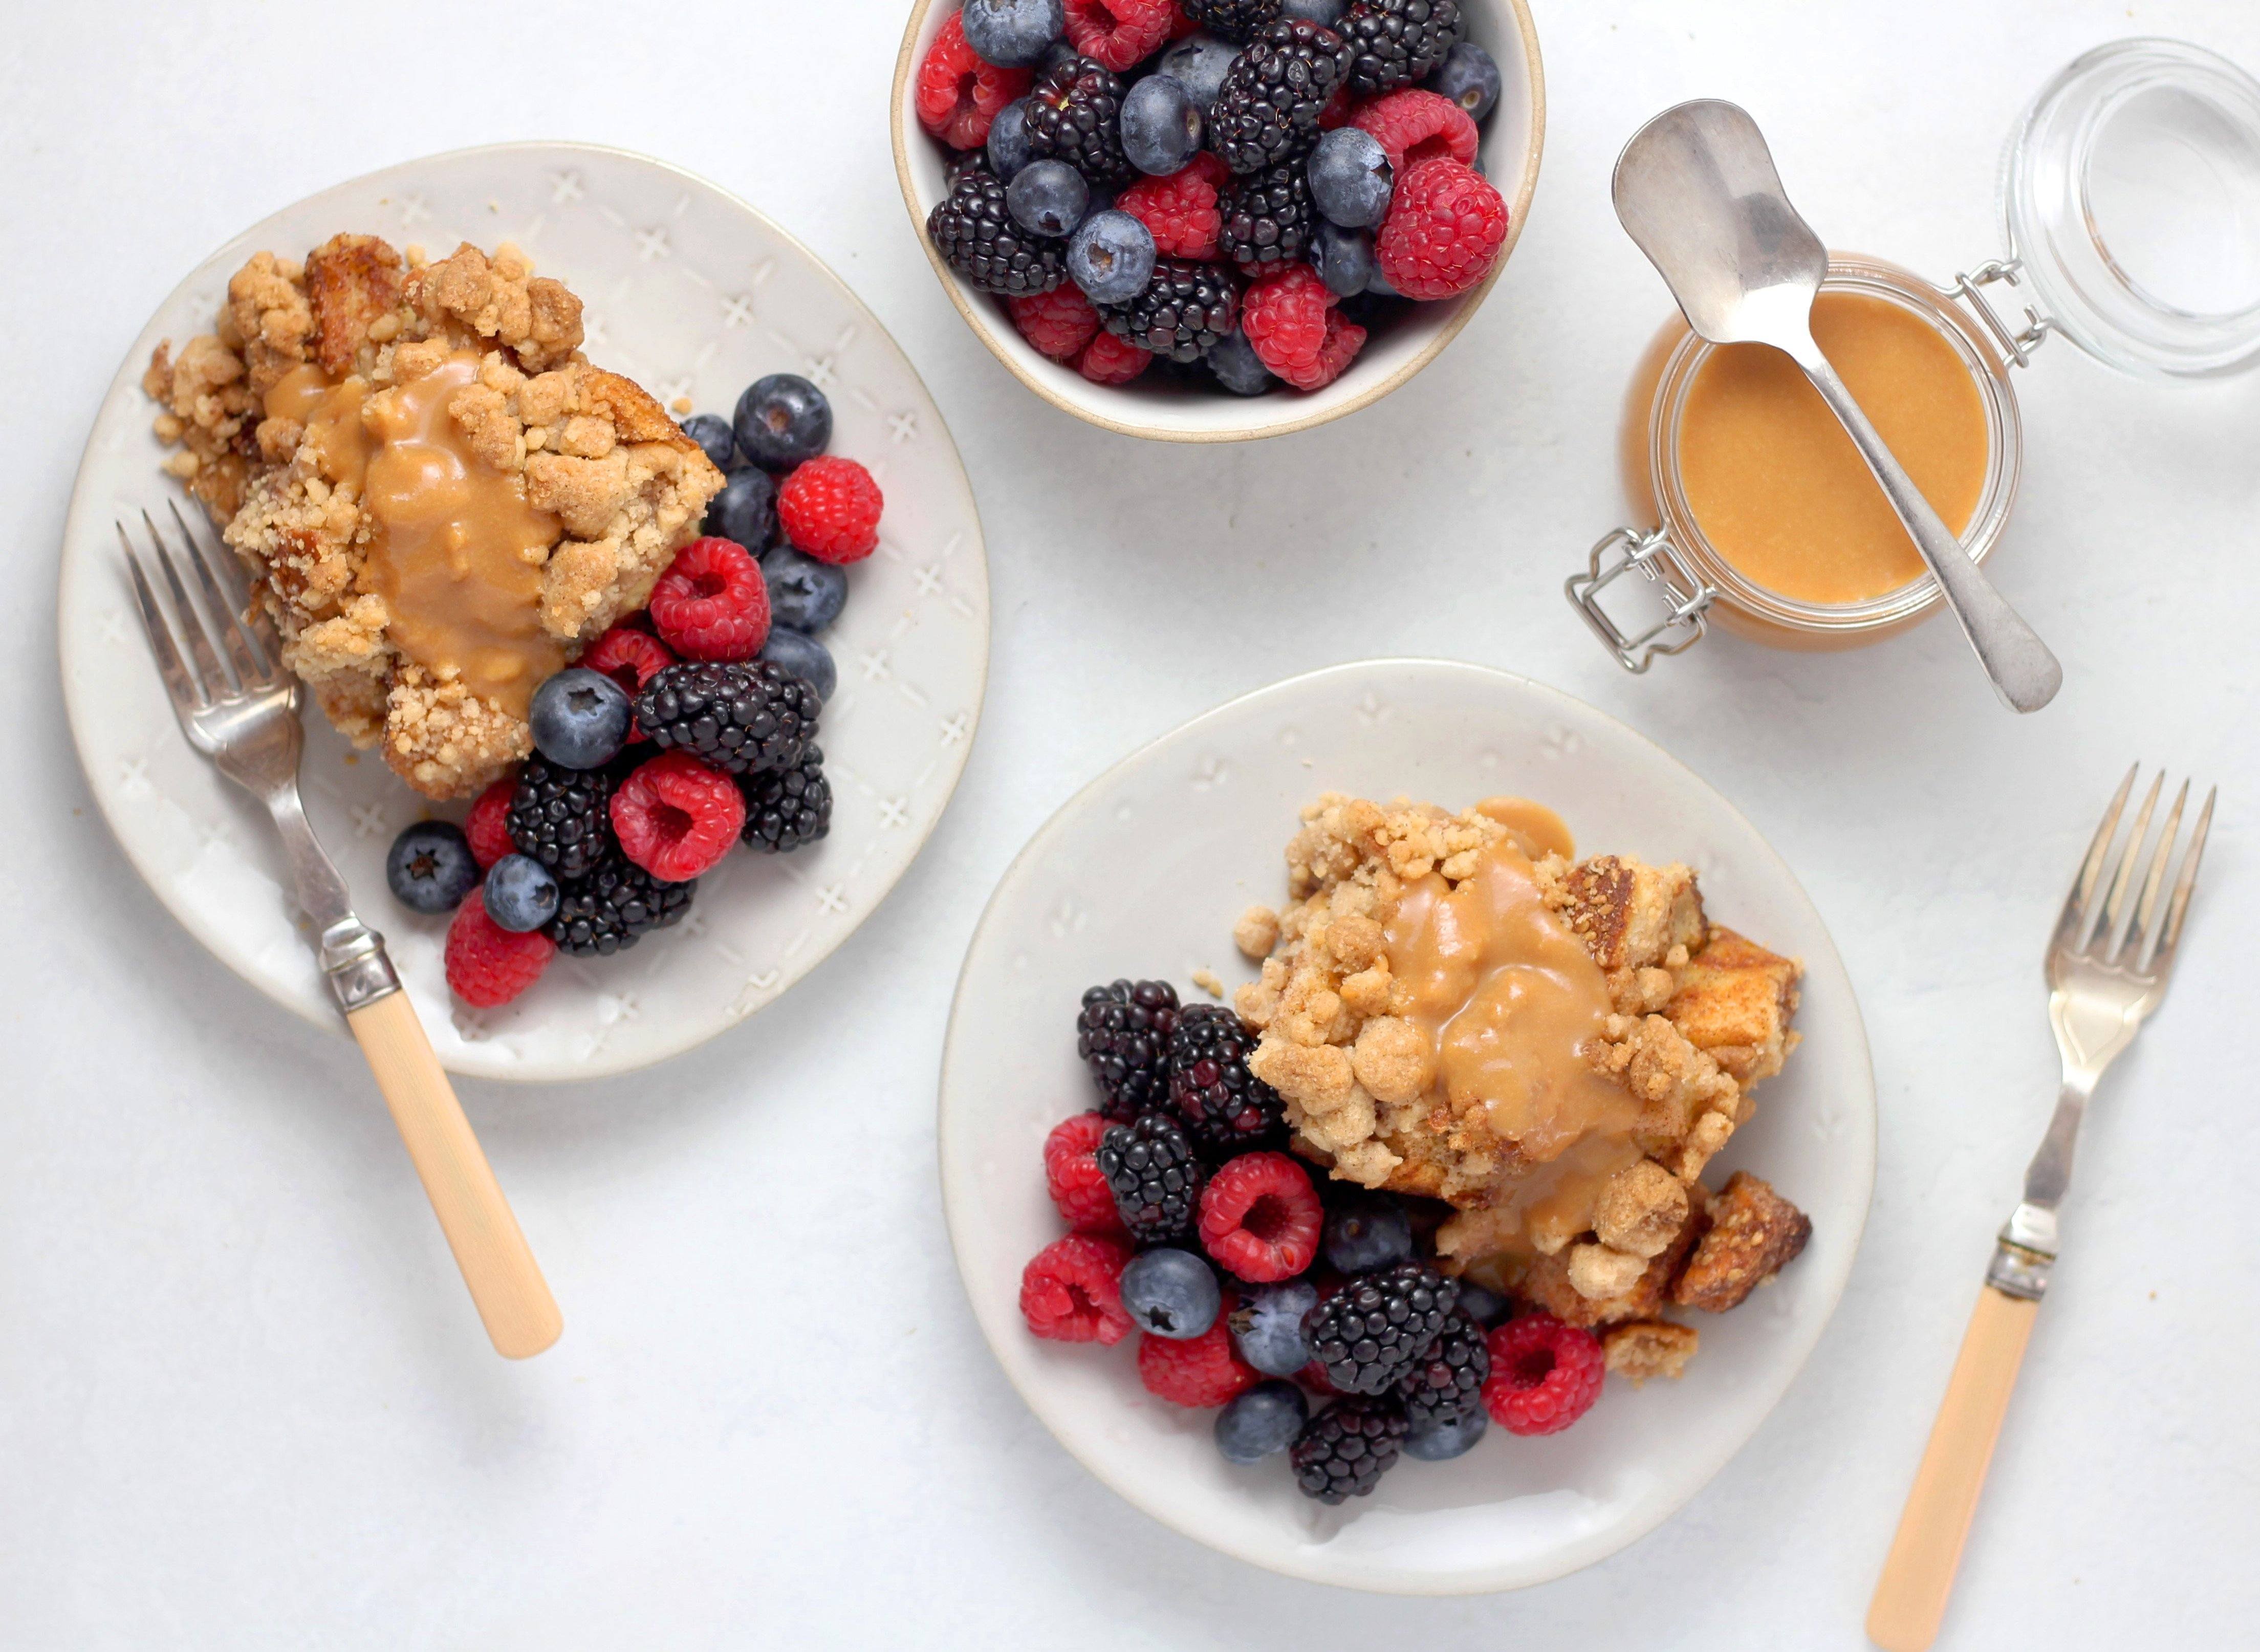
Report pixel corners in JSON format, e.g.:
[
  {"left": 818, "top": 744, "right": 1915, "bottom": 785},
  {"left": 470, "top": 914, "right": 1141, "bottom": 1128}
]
[
  {"left": 464, "top": 778, "right": 517, "bottom": 868},
  {"left": 777, "top": 457, "right": 883, "bottom": 565},
  {"left": 1482, "top": 1313, "right": 1605, "bottom": 1437},
  {"left": 1008, "top": 285, "right": 1102, "bottom": 361},
  {"left": 1075, "top": 329, "right": 1152, "bottom": 384},
  {"left": 1373, "top": 155, "right": 1507, "bottom": 299},
  {"left": 1349, "top": 86, "right": 1479, "bottom": 171},
  {"left": 1198, "top": 1152, "right": 1322, "bottom": 1282},
  {"left": 1137, "top": 1309, "right": 1259, "bottom": 1406},
  {"left": 610, "top": 751, "right": 745, "bottom": 882},
  {"left": 1242, "top": 264, "right": 1356, "bottom": 390},
  {"left": 1020, "top": 1234, "right": 1135, "bottom": 1345},
  {"left": 1116, "top": 161, "right": 1226, "bottom": 259},
  {"left": 1318, "top": 84, "right": 1353, "bottom": 129},
  {"left": 1064, "top": 0, "right": 1178, "bottom": 72},
  {"left": 917, "top": 11, "right": 1033, "bottom": 150},
  {"left": 648, "top": 537, "right": 771, "bottom": 662},
  {"left": 1044, "top": 1113, "right": 1129, "bottom": 1237},
  {"left": 443, "top": 890, "right": 554, "bottom": 1007},
  {"left": 580, "top": 626, "right": 675, "bottom": 743},
  {"left": 1166, "top": 1, "right": 1201, "bottom": 39}
]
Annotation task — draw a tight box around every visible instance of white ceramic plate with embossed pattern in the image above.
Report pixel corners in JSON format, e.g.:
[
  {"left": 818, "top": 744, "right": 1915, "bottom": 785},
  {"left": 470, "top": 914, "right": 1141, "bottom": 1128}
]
[
  {"left": 939, "top": 660, "right": 1872, "bottom": 1593},
  {"left": 58, "top": 143, "right": 989, "bottom": 1082}
]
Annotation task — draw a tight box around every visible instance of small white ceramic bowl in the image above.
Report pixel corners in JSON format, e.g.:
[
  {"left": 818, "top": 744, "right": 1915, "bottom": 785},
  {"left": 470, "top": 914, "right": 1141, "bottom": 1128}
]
[
  {"left": 939, "top": 660, "right": 1874, "bottom": 1592},
  {"left": 890, "top": 0, "right": 1545, "bottom": 442}
]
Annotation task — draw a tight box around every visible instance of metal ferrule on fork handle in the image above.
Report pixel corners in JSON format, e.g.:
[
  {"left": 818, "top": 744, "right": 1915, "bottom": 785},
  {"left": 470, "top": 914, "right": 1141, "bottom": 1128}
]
[
  {"left": 1986, "top": 1203, "right": 2056, "bottom": 1301},
  {"left": 318, "top": 919, "right": 402, "bottom": 1015}
]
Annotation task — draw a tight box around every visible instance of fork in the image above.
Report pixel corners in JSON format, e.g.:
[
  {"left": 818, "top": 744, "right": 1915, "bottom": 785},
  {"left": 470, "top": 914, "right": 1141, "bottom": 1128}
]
[
  {"left": 122, "top": 504, "right": 562, "bottom": 1360},
  {"left": 1867, "top": 766, "right": 2215, "bottom": 1650}
]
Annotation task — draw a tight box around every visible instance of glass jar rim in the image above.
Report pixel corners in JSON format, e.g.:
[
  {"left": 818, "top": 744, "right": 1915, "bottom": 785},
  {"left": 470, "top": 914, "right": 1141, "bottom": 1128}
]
[{"left": 1643, "top": 254, "right": 2026, "bottom": 634}]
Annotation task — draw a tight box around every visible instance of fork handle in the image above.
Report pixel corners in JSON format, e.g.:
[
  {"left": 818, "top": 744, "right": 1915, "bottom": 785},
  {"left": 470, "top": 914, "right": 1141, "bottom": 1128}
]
[
  {"left": 346, "top": 991, "right": 563, "bottom": 1359},
  {"left": 1866, "top": 1287, "right": 2039, "bottom": 1650}
]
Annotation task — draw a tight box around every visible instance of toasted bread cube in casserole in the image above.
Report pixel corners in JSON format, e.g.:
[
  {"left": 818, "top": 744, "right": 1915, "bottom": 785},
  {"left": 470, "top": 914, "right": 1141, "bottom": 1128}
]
[
  {"left": 1603, "top": 1320, "right": 1700, "bottom": 1384},
  {"left": 1667, "top": 928, "right": 1802, "bottom": 1085},
  {"left": 1671, "top": 1171, "right": 1812, "bottom": 1312},
  {"left": 1517, "top": 1192, "right": 1711, "bottom": 1328},
  {"left": 1543, "top": 854, "right": 1707, "bottom": 972}
]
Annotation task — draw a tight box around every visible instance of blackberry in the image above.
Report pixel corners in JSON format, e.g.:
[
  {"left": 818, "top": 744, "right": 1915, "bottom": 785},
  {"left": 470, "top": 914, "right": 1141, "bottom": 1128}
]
[
  {"left": 1206, "top": 19, "right": 1351, "bottom": 173},
  {"left": 1100, "top": 258, "right": 1239, "bottom": 362},
  {"left": 1025, "top": 55, "right": 1135, "bottom": 188},
  {"left": 1290, "top": 1395, "right": 1409, "bottom": 1503},
  {"left": 1166, "top": 1003, "right": 1286, "bottom": 1152},
  {"left": 926, "top": 161, "right": 1068, "bottom": 296},
  {"left": 1095, "top": 1111, "right": 1206, "bottom": 1244},
  {"left": 1338, "top": 0, "right": 1462, "bottom": 98},
  {"left": 1392, "top": 1307, "right": 1490, "bottom": 1429},
  {"left": 1301, "top": 1260, "right": 1459, "bottom": 1394},
  {"left": 738, "top": 745, "right": 832, "bottom": 853},
  {"left": 548, "top": 854, "right": 696, "bottom": 957},
  {"left": 1218, "top": 159, "right": 1317, "bottom": 269},
  {"left": 1179, "top": 0, "right": 1282, "bottom": 42},
  {"left": 1076, "top": 979, "right": 1182, "bottom": 1120},
  {"left": 506, "top": 754, "right": 615, "bottom": 879},
  {"left": 634, "top": 660, "right": 819, "bottom": 776}
]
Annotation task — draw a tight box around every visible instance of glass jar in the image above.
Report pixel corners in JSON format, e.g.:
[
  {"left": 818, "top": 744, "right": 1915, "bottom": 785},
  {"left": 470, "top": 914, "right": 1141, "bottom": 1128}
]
[{"left": 1569, "top": 37, "right": 2260, "bottom": 672}]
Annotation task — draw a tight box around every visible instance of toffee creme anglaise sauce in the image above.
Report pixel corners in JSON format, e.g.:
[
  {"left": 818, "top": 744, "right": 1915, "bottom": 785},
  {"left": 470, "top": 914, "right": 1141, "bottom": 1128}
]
[
  {"left": 263, "top": 353, "right": 564, "bottom": 715},
  {"left": 1384, "top": 799, "right": 1645, "bottom": 1264}
]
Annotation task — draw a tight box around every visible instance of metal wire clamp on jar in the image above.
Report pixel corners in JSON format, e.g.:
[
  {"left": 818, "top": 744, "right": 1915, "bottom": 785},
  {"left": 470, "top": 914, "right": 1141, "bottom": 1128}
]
[{"left": 1569, "top": 36, "right": 2260, "bottom": 673}]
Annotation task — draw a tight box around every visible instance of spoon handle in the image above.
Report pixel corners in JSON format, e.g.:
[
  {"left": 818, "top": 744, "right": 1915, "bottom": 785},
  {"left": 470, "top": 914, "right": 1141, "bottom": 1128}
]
[{"left": 1789, "top": 340, "right": 2062, "bottom": 713}]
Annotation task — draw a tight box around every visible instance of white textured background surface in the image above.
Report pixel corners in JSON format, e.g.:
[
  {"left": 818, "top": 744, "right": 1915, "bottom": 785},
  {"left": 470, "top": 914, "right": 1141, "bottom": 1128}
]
[{"left": 5, "top": 1, "right": 2256, "bottom": 1646}]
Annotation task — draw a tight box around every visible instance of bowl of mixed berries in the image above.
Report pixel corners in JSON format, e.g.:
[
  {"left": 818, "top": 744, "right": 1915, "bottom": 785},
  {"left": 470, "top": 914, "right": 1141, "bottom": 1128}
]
[
  {"left": 892, "top": 0, "right": 1543, "bottom": 440},
  {"left": 1019, "top": 977, "right": 1613, "bottom": 1514},
  {"left": 382, "top": 374, "right": 879, "bottom": 1010}
]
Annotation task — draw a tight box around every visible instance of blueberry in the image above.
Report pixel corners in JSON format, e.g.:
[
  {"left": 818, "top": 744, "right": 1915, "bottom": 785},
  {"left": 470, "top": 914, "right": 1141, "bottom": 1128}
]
[
  {"left": 1214, "top": 1381, "right": 1309, "bottom": 1465},
  {"left": 1205, "top": 327, "right": 1276, "bottom": 395},
  {"left": 1309, "top": 127, "right": 1393, "bottom": 229},
  {"left": 761, "top": 545, "right": 849, "bottom": 634},
  {"left": 1121, "top": 75, "right": 1202, "bottom": 176},
  {"left": 958, "top": 0, "right": 1063, "bottom": 67},
  {"left": 1227, "top": 1279, "right": 1317, "bottom": 1375},
  {"left": 987, "top": 98, "right": 1035, "bottom": 181},
  {"left": 385, "top": 821, "right": 477, "bottom": 914},
  {"left": 1007, "top": 158, "right": 1089, "bottom": 237},
  {"left": 1120, "top": 1248, "right": 1221, "bottom": 1339},
  {"left": 529, "top": 667, "right": 632, "bottom": 770},
  {"left": 1366, "top": 262, "right": 1400, "bottom": 298},
  {"left": 1157, "top": 33, "right": 1240, "bottom": 114},
  {"left": 1456, "top": 1280, "right": 1512, "bottom": 1329},
  {"left": 1066, "top": 210, "right": 1156, "bottom": 304},
  {"left": 680, "top": 412, "right": 737, "bottom": 471},
  {"left": 1278, "top": 0, "right": 1348, "bottom": 23},
  {"left": 1323, "top": 1193, "right": 1413, "bottom": 1273},
  {"left": 1430, "top": 40, "right": 1502, "bottom": 122},
  {"left": 733, "top": 374, "right": 832, "bottom": 472},
  {"left": 1404, "top": 1406, "right": 1489, "bottom": 1462},
  {"left": 1309, "top": 222, "right": 1375, "bottom": 297},
  {"left": 482, "top": 854, "right": 560, "bottom": 933},
  {"left": 704, "top": 465, "right": 778, "bottom": 554},
  {"left": 758, "top": 628, "right": 837, "bottom": 704}
]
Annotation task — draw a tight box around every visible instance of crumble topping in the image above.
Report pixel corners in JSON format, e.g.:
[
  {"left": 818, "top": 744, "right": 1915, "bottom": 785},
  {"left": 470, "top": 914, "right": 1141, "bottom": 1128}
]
[{"left": 144, "top": 234, "right": 726, "bottom": 797}]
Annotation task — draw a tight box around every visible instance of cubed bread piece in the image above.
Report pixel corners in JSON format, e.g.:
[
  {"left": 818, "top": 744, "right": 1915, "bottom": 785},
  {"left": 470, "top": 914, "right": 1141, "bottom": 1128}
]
[
  {"left": 1602, "top": 1320, "right": 1700, "bottom": 1384},
  {"left": 1671, "top": 1171, "right": 1812, "bottom": 1312},
  {"left": 1667, "top": 928, "right": 1802, "bottom": 1085},
  {"left": 1541, "top": 854, "right": 1706, "bottom": 971},
  {"left": 1517, "top": 1194, "right": 1710, "bottom": 1328}
]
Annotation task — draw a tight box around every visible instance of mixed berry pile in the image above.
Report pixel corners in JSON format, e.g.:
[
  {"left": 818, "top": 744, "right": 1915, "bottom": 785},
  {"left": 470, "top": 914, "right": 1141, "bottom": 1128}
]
[
  {"left": 1022, "top": 976, "right": 1607, "bottom": 1504},
  {"left": 917, "top": 0, "right": 1511, "bottom": 396},
  {"left": 382, "top": 374, "right": 879, "bottom": 1009}
]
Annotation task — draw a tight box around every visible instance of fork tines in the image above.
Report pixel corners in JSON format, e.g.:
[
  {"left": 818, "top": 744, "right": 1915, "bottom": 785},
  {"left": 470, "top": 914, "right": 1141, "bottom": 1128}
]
[
  {"left": 2058, "top": 764, "right": 2216, "bottom": 978},
  {"left": 120, "top": 502, "right": 282, "bottom": 709}
]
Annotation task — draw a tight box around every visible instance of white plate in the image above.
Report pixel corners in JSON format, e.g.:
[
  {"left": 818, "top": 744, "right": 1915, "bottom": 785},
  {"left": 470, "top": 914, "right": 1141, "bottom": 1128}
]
[
  {"left": 58, "top": 142, "right": 990, "bottom": 1082},
  {"left": 938, "top": 659, "right": 1874, "bottom": 1594}
]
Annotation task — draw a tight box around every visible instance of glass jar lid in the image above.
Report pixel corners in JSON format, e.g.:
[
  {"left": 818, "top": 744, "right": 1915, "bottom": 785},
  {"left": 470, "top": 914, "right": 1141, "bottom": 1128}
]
[{"left": 2003, "top": 37, "right": 2260, "bottom": 379}]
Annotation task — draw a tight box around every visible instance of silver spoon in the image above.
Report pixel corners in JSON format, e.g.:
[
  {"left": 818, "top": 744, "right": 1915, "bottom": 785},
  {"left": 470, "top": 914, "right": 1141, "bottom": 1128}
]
[{"left": 1612, "top": 100, "right": 2062, "bottom": 714}]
